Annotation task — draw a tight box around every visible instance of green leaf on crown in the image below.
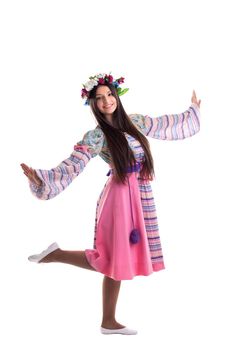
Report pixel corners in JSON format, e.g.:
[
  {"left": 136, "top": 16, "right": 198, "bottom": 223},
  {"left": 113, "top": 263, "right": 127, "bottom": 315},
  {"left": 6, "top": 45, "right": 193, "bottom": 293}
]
[{"left": 117, "top": 88, "right": 129, "bottom": 96}]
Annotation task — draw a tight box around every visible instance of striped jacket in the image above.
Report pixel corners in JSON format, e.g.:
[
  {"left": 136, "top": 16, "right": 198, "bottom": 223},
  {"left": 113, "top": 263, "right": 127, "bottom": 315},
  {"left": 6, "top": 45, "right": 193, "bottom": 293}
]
[{"left": 29, "top": 103, "right": 200, "bottom": 200}]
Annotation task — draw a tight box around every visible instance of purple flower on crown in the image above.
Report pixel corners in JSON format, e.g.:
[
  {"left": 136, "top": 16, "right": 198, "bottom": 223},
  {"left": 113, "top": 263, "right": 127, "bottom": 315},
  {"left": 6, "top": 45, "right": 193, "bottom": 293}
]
[{"left": 112, "top": 81, "right": 120, "bottom": 88}]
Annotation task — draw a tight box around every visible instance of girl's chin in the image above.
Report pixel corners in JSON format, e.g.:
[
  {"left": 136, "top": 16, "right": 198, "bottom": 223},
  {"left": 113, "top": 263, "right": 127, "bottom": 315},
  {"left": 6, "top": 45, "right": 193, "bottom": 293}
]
[
  {"left": 104, "top": 111, "right": 114, "bottom": 115},
  {"left": 103, "top": 107, "right": 114, "bottom": 112}
]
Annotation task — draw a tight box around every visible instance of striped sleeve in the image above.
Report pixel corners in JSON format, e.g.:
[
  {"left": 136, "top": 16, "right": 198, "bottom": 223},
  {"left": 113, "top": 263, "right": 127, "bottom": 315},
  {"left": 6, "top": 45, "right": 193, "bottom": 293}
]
[
  {"left": 130, "top": 103, "right": 200, "bottom": 140},
  {"left": 29, "top": 126, "right": 104, "bottom": 200}
]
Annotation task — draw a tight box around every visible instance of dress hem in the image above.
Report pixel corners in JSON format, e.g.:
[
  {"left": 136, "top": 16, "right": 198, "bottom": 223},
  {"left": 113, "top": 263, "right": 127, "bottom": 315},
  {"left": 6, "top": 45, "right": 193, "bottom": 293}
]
[{"left": 85, "top": 249, "right": 165, "bottom": 281}]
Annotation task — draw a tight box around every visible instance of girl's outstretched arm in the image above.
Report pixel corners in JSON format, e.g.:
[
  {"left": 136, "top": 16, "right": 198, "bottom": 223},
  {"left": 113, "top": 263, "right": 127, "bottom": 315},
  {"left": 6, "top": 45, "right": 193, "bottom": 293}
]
[
  {"left": 20, "top": 126, "right": 104, "bottom": 200},
  {"left": 130, "top": 90, "right": 201, "bottom": 140}
]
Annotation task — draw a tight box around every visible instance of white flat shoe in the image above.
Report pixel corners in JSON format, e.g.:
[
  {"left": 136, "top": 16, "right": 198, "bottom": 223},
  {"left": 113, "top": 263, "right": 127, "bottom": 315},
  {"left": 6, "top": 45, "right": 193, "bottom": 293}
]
[
  {"left": 28, "top": 242, "right": 59, "bottom": 263},
  {"left": 100, "top": 327, "right": 138, "bottom": 335}
]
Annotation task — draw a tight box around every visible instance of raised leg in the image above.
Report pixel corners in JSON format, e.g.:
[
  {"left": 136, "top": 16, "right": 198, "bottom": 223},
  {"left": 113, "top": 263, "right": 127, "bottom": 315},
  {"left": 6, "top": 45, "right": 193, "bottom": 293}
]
[{"left": 40, "top": 249, "right": 95, "bottom": 271}]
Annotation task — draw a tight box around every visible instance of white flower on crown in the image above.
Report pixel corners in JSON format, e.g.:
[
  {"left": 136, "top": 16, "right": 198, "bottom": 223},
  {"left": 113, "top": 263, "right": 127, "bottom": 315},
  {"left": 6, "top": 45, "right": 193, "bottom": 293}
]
[
  {"left": 84, "top": 79, "right": 98, "bottom": 92},
  {"left": 96, "top": 73, "right": 106, "bottom": 79}
]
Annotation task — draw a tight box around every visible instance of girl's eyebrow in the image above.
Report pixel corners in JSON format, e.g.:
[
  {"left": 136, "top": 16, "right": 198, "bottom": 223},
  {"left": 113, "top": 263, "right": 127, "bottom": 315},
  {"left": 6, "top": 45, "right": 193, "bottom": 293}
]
[{"left": 96, "top": 91, "right": 111, "bottom": 96}]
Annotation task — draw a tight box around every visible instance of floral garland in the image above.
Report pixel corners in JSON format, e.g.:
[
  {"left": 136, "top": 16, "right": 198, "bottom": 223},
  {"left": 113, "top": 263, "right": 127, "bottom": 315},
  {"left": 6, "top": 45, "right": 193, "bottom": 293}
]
[{"left": 81, "top": 73, "right": 129, "bottom": 105}]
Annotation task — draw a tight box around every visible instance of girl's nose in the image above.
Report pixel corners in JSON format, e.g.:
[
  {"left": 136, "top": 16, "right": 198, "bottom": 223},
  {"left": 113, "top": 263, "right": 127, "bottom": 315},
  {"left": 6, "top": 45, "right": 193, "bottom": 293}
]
[{"left": 103, "top": 97, "right": 110, "bottom": 105}]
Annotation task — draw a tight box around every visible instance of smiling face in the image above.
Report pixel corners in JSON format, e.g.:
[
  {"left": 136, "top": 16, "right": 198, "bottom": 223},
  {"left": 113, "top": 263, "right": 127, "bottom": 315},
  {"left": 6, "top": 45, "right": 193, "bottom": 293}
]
[{"left": 95, "top": 85, "right": 117, "bottom": 118}]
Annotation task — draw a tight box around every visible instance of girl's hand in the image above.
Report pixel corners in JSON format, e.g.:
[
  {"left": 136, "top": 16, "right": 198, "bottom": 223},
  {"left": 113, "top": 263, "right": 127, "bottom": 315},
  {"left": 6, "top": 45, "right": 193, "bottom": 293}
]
[
  {"left": 191, "top": 90, "right": 201, "bottom": 108},
  {"left": 20, "top": 163, "right": 42, "bottom": 187}
]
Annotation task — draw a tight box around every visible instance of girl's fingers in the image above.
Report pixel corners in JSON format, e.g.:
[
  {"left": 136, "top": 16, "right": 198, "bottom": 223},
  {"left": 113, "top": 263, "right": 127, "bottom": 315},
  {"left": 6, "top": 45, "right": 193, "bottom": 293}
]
[
  {"left": 21, "top": 163, "right": 29, "bottom": 169},
  {"left": 21, "top": 163, "right": 31, "bottom": 174},
  {"left": 21, "top": 163, "right": 40, "bottom": 185},
  {"left": 191, "top": 90, "right": 201, "bottom": 107},
  {"left": 21, "top": 163, "right": 27, "bottom": 171},
  {"left": 192, "top": 90, "right": 196, "bottom": 101},
  {"left": 22, "top": 168, "right": 30, "bottom": 177},
  {"left": 24, "top": 168, "right": 33, "bottom": 177},
  {"left": 21, "top": 164, "right": 34, "bottom": 176},
  {"left": 21, "top": 163, "right": 35, "bottom": 180}
]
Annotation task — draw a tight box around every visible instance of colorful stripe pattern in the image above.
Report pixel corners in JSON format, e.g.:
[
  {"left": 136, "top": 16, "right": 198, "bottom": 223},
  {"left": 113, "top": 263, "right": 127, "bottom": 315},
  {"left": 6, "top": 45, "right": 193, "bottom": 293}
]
[
  {"left": 29, "top": 146, "right": 93, "bottom": 200},
  {"left": 137, "top": 178, "right": 163, "bottom": 268},
  {"left": 29, "top": 128, "right": 104, "bottom": 200},
  {"left": 130, "top": 103, "right": 200, "bottom": 140}
]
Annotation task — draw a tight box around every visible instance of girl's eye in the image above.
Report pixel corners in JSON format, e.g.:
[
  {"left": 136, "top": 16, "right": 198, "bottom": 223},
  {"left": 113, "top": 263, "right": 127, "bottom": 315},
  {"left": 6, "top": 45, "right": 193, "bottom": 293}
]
[{"left": 96, "top": 93, "right": 112, "bottom": 100}]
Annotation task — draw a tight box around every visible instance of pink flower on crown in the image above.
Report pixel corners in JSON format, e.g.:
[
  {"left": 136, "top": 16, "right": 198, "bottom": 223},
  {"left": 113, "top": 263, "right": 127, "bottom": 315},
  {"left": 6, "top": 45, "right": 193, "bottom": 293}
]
[
  {"left": 117, "top": 77, "right": 125, "bottom": 84},
  {"left": 98, "top": 78, "right": 105, "bottom": 84},
  {"left": 81, "top": 88, "right": 88, "bottom": 98},
  {"left": 107, "top": 75, "right": 113, "bottom": 83}
]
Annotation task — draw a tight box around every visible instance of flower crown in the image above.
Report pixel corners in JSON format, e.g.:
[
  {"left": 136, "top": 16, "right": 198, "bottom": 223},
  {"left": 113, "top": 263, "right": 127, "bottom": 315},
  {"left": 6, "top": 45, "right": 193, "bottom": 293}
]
[{"left": 81, "top": 73, "right": 129, "bottom": 105}]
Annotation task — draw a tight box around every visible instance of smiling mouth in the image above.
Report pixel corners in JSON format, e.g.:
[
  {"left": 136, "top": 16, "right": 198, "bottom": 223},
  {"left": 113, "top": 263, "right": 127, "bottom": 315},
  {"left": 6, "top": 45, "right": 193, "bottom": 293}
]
[{"left": 104, "top": 104, "right": 113, "bottom": 109}]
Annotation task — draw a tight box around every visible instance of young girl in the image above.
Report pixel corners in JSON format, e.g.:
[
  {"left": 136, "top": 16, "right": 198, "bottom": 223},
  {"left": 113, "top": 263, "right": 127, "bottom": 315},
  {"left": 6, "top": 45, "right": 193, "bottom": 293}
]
[{"left": 21, "top": 73, "right": 201, "bottom": 335}]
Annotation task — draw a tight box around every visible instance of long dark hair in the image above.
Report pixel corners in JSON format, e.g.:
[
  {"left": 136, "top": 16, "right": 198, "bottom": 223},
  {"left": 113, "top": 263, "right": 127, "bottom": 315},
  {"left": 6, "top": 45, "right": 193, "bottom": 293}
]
[{"left": 89, "top": 83, "right": 154, "bottom": 184}]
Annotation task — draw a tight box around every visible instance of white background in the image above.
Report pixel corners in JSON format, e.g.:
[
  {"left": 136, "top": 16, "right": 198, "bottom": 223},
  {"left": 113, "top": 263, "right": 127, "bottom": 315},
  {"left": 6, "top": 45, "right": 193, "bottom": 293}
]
[{"left": 1, "top": 0, "right": 227, "bottom": 349}]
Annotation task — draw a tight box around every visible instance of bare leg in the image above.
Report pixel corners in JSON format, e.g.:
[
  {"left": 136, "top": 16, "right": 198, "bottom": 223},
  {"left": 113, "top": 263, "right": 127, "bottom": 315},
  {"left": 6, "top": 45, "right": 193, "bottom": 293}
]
[
  {"left": 40, "top": 249, "right": 95, "bottom": 271},
  {"left": 101, "top": 275, "right": 125, "bottom": 329}
]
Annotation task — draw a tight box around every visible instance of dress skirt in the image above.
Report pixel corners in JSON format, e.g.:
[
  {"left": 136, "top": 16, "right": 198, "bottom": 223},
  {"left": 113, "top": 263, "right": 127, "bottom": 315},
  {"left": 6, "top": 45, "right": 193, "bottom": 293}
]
[{"left": 85, "top": 164, "right": 154, "bottom": 281}]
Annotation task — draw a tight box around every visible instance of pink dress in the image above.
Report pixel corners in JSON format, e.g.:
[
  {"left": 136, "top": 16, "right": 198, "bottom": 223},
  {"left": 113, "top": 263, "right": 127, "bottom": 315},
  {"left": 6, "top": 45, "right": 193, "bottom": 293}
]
[
  {"left": 28, "top": 104, "right": 200, "bottom": 280},
  {"left": 85, "top": 164, "right": 154, "bottom": 280}
]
